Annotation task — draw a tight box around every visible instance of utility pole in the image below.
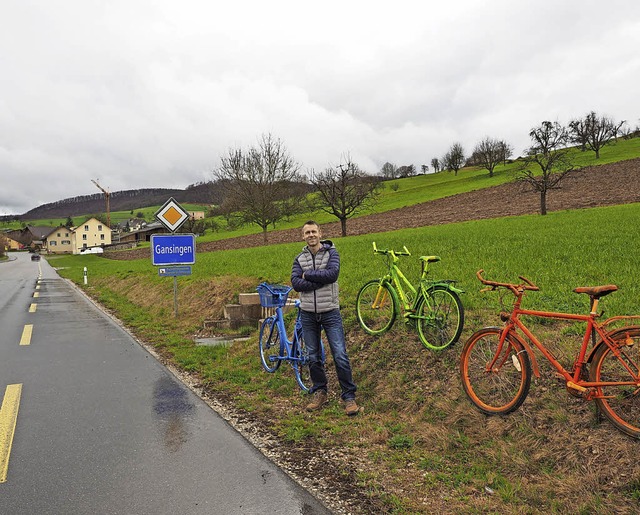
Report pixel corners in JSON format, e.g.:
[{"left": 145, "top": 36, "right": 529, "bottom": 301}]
[{"left": 91, "top": 179, "right": 111, "bottom": 228}]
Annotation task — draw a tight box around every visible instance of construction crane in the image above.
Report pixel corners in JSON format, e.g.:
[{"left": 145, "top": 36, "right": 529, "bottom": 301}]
[{"left": 91, "top": 179, "right": 111, "bottom": 228}]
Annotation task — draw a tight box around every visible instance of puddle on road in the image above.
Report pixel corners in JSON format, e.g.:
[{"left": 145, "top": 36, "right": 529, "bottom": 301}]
[{"left": 153, "top": 376, "right": 195, "bottom": 453}]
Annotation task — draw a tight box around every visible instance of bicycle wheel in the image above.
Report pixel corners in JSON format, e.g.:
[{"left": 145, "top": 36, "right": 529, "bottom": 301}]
[
  {"left": 259, "top": 316, "right": 282, "bottom": 373},
  {"left": 356, "top": 279, "right": 398, "bottom": 335},
  {"left": 415, "top": 286, "right": 464, "bottom": 350},
  {"left": 590, "top": 326, "right": 640, "bottom": 439},
  {"left": 292, "top": 329, "right": 313, "bottom": 392},
  {"left": 460, "top": 327, "right": 531, "bottom": 415}
]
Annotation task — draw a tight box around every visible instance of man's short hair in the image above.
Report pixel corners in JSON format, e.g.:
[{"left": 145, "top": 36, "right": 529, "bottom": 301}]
[{"left": 303, "top": 220, "right": 319, "bottom": 228}]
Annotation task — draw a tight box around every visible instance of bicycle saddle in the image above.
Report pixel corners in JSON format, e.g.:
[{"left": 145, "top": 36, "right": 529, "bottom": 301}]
[
  {"left": 419, "top": 255, "right": 441, "bottom": 263},
  {"left": 573, "top": 285, "right": 618, "bottom": 298}
]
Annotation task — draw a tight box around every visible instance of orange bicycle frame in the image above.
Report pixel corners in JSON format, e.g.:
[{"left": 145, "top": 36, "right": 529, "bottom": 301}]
[{"left": 493, "top": 288, "right": 640, "bottom": 393}]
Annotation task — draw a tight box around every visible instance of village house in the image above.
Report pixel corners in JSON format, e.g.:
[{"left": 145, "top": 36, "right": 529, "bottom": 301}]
[
  {"left": 188, "top": 211, "right": 205, "bottom": 220},
  {"left": 117, "top": 221, "right": 169, "bottom": 245},
  {"left": 1, "top": 230, "right": 24, "bottom": 251},
  {"left": 6, "top": 214, "right": 177, "bottom": 255},
  {"left": 6, "top": 226, "right": 57, "bottom": 250},
  {"left": 44, "top": 217, "right": 112, "bottom": 255},
  {"left": 44, "top": 225, "right": 75, "bottom": 254}
]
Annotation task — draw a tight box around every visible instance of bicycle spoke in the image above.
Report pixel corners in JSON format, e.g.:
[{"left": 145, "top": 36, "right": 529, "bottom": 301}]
[
  {"left": 373, "top": 287, "right": 388, "bottom": 309},
  {"left": 356, "top": 280, "right": 397, "bottom": 335},
  {"left": 591, "top": 327, "right": 640, "bottom": 438},
  {"left": 416, "top": 286, "right": 464, "bottom": 350},
  {"left": 460, "top": 328, "right": 531, "bottom": 415},
  {"left": 259, "top": 317, "right": 282, "bottom": 373},
  {"left": 292, "top": 330, "right": 313, "bottom": 392}
]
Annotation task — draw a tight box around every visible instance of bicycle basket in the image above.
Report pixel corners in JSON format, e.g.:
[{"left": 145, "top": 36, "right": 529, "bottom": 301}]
[{"left": 256, "top": 283, "right": 292, "bottom": 308}]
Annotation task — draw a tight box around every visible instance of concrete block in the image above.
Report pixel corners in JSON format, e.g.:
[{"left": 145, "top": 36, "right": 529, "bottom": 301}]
[
  {"left": 224, "top": 303, "right": 262, "bottom": 320},
  {"left": 223, "top": 304, "right": 243, "bottom": 319},
  {"left": 238, "top": 293, "right": 261, "bottom": 305},
  {"left": 203, "top": 319, "right": 230, "bottom": 330}
]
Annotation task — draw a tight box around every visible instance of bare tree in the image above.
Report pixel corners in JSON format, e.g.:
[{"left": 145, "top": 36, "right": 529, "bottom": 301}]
[
  {"left": 498, "top": 140, "right": 514, "bottom": 165},
  {"left": 569, "top": 111, "right": 625, "bottom": 158},
  {"left": 397, "top": 164, "right": 416, "bottom": 178},
  {"left": 568, "top": 116, "right": 589, "bottom": 151},
  {"left": 381, "top": 162, "right": 398, "bottom": 179},
  {"left": 430, "top": 157, "right": 440, "bottom": 173},
  {"left": 213, "top": 133, "right": 303, "bottom": 242},
  {"left": 310, "top": 156, "right": 382, "bottom": 237},
  {"left": 472, "top": 137, "right": 512, "bottom": 177},
  {"left": 442, "top": 142, "right": 465, "bottom": 175},
  {"left": 517, "top": 121, "right": 574, "bottom": 215},
  {"left": 421, "top": 164, "right": 429, "bottom": 174}
]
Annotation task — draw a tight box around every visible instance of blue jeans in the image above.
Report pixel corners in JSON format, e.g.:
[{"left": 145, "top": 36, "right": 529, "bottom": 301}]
[{"left": 300, "top": 308, "right": 357, "bottom": 400}]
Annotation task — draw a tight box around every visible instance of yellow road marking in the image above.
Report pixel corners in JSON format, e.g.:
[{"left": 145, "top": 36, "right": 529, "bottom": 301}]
[
  {"left": 19, "top": 325, "right": 33, "bottom": 346},
  {"left": 29, "top": 304, "right": 37, "bottom": 313},
  {"left": 33, "top": 292, "right": 39, "bottom": 298},
  {"left": 35, "top": 285, "right": 40, "bottom": 290},
  {"left": 0, "top": 384, "right": 23, "bottom": 483}
]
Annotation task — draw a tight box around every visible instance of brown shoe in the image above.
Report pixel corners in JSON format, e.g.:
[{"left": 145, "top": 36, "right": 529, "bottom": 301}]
[
  {"left": 306, "top": 390, "right": 327, "bottom": 411},
  {"left": 344, "top": 399, "right": 359, "bottom": 417}
]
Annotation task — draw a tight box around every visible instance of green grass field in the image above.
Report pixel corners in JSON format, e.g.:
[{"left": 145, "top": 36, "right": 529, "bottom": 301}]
[{"left": 52, "top": 201, "right": 640, "bottom": 322}]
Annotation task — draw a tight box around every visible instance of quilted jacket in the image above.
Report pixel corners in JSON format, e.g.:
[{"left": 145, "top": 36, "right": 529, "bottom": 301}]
[{"left": 291, "top": 240, "right": 340, "bottom": 313}]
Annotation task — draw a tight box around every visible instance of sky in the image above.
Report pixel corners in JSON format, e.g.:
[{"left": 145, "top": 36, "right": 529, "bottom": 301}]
[{"left": 1, "top": 1, "right": 639, "bottom": 216}]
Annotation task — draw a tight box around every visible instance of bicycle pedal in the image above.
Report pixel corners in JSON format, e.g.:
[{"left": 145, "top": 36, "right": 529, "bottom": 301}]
[{"left": 566, "top": 381, "right": 587, "bottom": 393}]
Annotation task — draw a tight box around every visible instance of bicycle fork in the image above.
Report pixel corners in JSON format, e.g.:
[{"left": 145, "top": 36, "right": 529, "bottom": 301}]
[{"left": 373, "top": 285, "right": 389, "bottom": 309}]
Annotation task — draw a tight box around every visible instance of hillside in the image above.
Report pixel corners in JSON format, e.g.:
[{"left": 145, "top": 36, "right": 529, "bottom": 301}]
[
  {"left": 15, "top": 182, "right": 218, "bottom": 220},
  {"left": 106, "top": 157, "right": 640, "bottom": 260}
]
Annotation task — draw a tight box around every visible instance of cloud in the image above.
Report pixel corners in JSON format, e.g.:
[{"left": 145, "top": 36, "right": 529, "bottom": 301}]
[{"left": 1, "top": 0, "right": 639, "bottom": 215}]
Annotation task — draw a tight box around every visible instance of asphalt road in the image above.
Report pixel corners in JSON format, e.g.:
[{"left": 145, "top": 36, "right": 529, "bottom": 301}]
[{"left": 0, "top": 253, "right": 332, "bottom": 515}]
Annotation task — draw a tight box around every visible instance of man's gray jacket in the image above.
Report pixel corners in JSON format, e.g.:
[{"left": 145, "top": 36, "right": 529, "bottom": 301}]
[{"left": 291, "top": 240, "right": 340, "bottom": 313}]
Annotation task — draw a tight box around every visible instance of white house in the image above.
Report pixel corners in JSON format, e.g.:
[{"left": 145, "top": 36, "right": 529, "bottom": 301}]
[
  {"left": 44, "top": 217, "right": 112, "bottom": 254},
  {"left": 71, "top": 217, "right": 111, "bottom": 254}
]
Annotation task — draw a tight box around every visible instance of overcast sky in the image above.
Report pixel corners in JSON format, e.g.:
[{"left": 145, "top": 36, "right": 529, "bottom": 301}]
[{"left": 1, "top": 1, "right": 639, "bottom": 215}]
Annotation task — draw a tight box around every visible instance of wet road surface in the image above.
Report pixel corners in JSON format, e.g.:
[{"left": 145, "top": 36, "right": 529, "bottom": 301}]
[{"left": 0, "top": 253, "right": 332, "bottom": 514}]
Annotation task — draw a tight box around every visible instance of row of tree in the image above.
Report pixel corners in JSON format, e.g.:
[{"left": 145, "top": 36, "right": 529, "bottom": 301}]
[
  {"left": 211, "top": 111, "right": 635, "bottom": 239},
  {"left": 379, "top": 111, "right": 634, "bottom": 182},
  {"left": 435, "top": 111, "right": 631, "bottom": 178},
  {"left": 213, "top": 134, "right": 380, "bottom": 240}
]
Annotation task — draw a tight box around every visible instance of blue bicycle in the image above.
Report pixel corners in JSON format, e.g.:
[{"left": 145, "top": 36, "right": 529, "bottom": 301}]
[{"left": 257, "top": 283, "right": 324, "bottom": 392}]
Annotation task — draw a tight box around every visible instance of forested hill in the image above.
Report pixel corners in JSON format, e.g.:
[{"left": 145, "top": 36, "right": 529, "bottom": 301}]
[{"left": 20, "top": 182, "right": 219, "bottom": 220}]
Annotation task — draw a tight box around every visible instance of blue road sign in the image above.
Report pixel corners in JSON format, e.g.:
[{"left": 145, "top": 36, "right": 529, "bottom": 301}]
[
  {"left": 158, "top": 266, "right": 192, "bottom": 277},
  {"left": 151, "top": 234, "right": 196, "bottom": 266}
]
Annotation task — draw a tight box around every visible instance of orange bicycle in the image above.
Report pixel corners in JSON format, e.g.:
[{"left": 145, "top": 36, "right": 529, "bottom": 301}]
[{"left": 460, "top": 270, "right": 640, "bottom": 439}]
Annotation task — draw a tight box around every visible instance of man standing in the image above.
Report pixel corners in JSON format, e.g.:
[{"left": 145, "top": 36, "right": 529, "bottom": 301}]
[{"left": 291, "top": 221, "right": 358, "bottom": 416}]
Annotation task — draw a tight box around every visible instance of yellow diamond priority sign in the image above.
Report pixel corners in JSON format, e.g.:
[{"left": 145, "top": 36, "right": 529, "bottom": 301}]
[{"left": 155, "top": 198, "right": 190, "bottom": 232}]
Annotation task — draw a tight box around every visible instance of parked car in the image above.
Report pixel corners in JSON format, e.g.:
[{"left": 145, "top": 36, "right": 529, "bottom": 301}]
[
  {"left": 31, "top": 253, "right": 41, "bottom": 261},
  {"left": 80, "top": 247, "right": 104, "bottom": 255}
]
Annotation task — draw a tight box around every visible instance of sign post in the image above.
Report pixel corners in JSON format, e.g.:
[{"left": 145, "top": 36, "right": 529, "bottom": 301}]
[{"left": 153, "top": 198, "right": 194, "bottom": 316}]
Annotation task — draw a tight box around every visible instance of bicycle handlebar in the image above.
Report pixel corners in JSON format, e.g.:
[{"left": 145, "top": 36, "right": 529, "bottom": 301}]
[
  {"left": 372, "top": 241, "right": 411, "bottom": 257},
  {"left": 476, "top": 269, "right": 539, "bottom": 294}
]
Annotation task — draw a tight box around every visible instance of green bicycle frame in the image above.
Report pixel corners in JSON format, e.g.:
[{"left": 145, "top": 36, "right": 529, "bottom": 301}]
[{"left": 373, "top": 243, "right": 463, "bottom": 323}]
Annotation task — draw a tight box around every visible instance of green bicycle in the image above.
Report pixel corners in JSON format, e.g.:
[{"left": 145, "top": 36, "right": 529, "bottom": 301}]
[{"left": 356, "top": 242, "right": 464, "bottom": 350}]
